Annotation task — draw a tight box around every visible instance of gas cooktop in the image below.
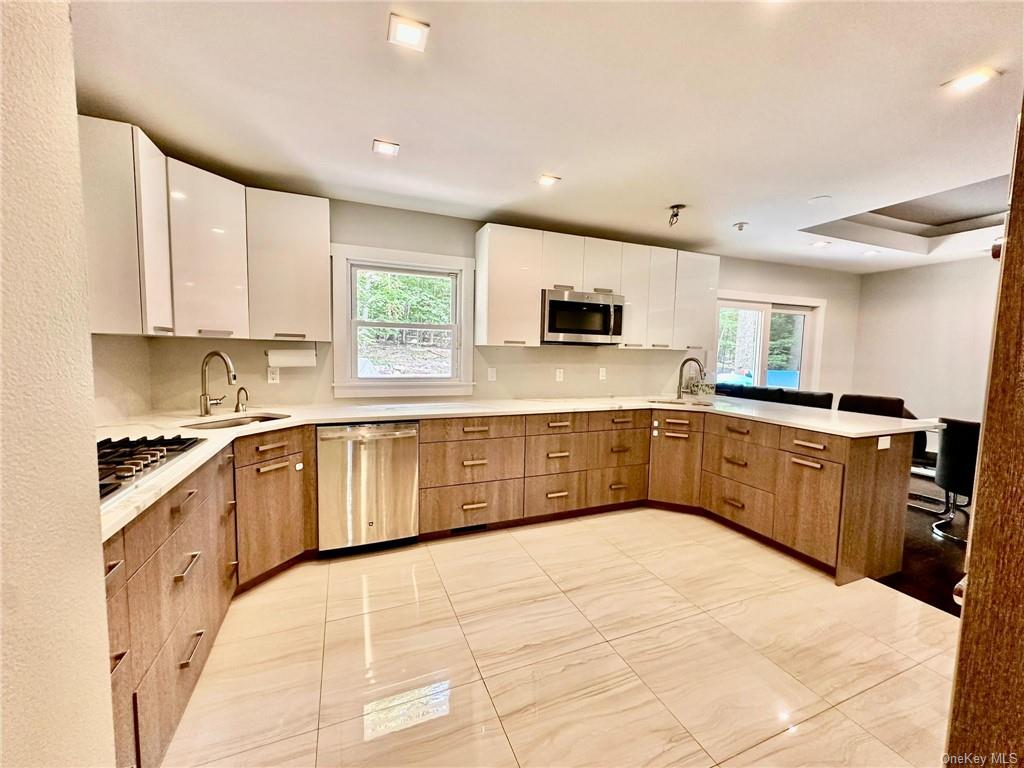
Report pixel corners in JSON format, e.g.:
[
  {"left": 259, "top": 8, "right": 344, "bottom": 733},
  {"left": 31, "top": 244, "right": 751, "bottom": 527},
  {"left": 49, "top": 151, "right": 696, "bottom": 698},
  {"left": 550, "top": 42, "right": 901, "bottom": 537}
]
[{"left": 97, "top": 435, "right": 204, "bottom": 501}]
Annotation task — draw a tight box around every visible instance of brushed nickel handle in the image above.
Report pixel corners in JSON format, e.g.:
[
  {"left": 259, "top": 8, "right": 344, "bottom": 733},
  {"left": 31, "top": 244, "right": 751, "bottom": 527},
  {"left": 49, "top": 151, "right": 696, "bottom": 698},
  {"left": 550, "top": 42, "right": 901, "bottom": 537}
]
[
  {"left": 609, "top": 483, "right": 628, "bottom": 490},
  {"left": 726, "top": 425, "right": 751, "bottom": 435},
  {"left": 611, "top": 418, "right": 632, "bottom": 424},
  {"left": 152, "top": 325, "right": 174, "bottom": 334},
  {"left": 553, "top": 284, "right": 575, "bottom": 290},
  {"left": 593, "top": 287, "right": 613, "bottom": 293},
  {"left": 228, "top": 560, "right": 239, "bottom": 570},
  {"left": 110, "top": 650, "right": 129, "bottom": 675},
  {"left": 462, "top": 459, "right": 488, "bottom": 467},
  {"left": 547, "top": 421, "right": 571, "bottom": 428},
  {"left": 623, "top": 343, "right": 642, "bottom": 348},
  {"left": 257, "top": 460, "right": 290, "bottom": 473},
  {"left": 546, "top": 491, "right": 569, "bottom": 499},
  {"left": 256, "top": 441, "right": 288, "bottom": 452},
  {"left": 793, "top": 439, "right": 826, "bottom": 451},
  {"left": 197, "top": 328, "right": 234, "bottom": 337},
  {"left": 173, "top": 488, "right": 199, "bottom": 515},
  {"left": 651, "top": 343, "right": 670, "bottom": 348},
  {"left": 503, "top": 340, "right": 527, "bottom": 345},
  {"left": 461, "top": 502, "right": 488, "bottom": 511},
  {"left": 105, "top": 559, "right": 125, "bottom": 581},
  {"left": 462, "top": 426, "right": 490, "bottom": 433},
  {"left": 724, "top": 456, "right": 748, "bottom": 467},
  {"left": 547, "top": 451, "right": 571, "bottom": 458},
  {"left": 179, "top": 630, "right": 206, "bottom": 669},
  {"left": 273, "top": 332, "right": 306, "bottom": 339},
  {"left": 791, "top": 457, "right": 824, "bottom": 470},
  {"left": 665, "top": 418, "right": 690, "bottom": 425},
  {"left": 611, "top": 446, "right": 630, "bottom": 453},
  {"left": 664, "top": 432, "right": 690, "bottom": 439},
  {"left": 723, "top": 497, "right": 745, "bottom": 509},
  {"left": 225, "top": 453, "right": 234, "bottom": 459},
  {"left": 173, "top": 551, "right": 202, "bottom": 582}
]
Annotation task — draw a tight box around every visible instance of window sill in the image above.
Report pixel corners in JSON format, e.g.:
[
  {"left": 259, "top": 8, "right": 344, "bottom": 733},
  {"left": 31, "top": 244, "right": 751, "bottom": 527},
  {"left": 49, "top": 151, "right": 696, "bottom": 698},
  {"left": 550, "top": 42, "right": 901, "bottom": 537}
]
[{"left": 333, "top": 382, "right": 475, "bottom": 399}]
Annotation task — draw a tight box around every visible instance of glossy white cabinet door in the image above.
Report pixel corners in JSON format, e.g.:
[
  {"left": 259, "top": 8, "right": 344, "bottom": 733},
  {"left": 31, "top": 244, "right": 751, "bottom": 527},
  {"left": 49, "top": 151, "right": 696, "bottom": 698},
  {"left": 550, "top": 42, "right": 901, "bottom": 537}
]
[
  {"left": 647, "top": 247, "right": 677, "bottom": 349},
  {"left": 619, "top": 243, "right": 650, "bottom": 348},
  {"left": 672, "top": 250, "right": 720, "bottom": 351},
  {"left": 133, "top": 127, "right": 174, "bottom": 336},
  {"left": 475, "top": 224, "right": 543, "bottom": 346},
  {"left": 540, "top": 231, "right": 584, "bottom": 291},
  {"left": 582, "top": 237, "right": 622, "bottom": 294},
  {"left": 79, "top": 116, "right": 144, "bottom": 335},
  {"left": 246, "top": 188, "right": 331, "bottom": 341},
  {"left": 168, "top": 159, "right": 249, "bottom": 338}
]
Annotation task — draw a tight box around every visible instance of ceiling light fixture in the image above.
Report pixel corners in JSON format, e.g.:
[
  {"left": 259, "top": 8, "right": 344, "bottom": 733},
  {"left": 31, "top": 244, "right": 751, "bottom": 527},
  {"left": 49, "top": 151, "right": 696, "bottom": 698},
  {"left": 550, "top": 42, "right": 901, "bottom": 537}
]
[
  {"left": 538, "top": 174, "right": 561, "bottom": 187},
  {"left": 387, "top": 13, "right": 430, "bottom": 52},
  {"left": 371, "top": 139, "right": 401, "bottom": 156},
  {"left": 942, "top": 66, "right": 1001, "bottom": 93},
  {"left": 810, "top": 240, "right": 831, "bottom": 248},
  {"left": 668, "top": 204, "right": 686, "bottom": 227}
]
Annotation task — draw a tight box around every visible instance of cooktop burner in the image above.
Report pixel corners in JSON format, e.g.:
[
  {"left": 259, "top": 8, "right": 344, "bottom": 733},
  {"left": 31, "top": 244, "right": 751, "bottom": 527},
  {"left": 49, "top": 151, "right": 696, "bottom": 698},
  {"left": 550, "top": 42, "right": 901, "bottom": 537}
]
[{"left": 97, "top": 435, "right": 204, "bottom": 501}]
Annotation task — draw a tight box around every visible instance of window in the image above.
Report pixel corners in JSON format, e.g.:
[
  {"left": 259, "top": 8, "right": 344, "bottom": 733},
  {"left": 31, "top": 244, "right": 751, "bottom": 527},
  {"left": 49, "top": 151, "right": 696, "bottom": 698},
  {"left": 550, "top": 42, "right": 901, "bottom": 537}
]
[
  {"left": 716, "top": 300, "right": 813, "bottom": 389},
  {"left": 333, "top": 244, "right": 475, "bottom": 397}
]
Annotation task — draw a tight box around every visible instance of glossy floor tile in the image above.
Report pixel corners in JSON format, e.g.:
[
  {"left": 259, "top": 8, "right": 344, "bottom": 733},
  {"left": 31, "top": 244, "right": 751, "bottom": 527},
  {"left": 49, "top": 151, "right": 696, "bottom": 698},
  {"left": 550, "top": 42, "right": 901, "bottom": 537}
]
[{"left": 165, "top": 508, "right": 958, "bottom": 768}]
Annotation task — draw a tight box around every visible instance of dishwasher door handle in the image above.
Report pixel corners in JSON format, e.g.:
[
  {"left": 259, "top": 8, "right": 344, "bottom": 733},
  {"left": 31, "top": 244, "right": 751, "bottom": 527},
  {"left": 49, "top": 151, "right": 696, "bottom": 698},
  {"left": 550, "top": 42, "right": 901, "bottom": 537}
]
[{"left": 319, "top": 429, "right": 419, "bottom": 442}]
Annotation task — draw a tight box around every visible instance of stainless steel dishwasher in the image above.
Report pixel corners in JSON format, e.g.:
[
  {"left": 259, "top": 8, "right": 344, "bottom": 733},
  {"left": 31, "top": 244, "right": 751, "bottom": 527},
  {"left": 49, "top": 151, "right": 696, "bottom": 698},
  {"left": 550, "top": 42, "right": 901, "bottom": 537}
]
[{"left": 317, "top": 423, "right": 419, "bottom": 551}]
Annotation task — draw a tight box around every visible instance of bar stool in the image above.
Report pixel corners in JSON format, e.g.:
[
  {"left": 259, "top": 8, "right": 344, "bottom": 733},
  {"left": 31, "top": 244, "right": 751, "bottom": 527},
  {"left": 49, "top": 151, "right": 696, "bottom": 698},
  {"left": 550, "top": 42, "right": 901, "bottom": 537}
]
[
  {"left": 931, "top": 418, "right": 981, "bottom": 545},
  {"left": 837, "top": 393, "right": 905, "bottom": 418}
]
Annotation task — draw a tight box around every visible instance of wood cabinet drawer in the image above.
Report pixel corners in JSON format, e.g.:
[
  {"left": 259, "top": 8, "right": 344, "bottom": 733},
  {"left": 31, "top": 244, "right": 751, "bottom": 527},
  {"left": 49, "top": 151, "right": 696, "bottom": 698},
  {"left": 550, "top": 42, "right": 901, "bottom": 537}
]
[
  {"left": 233, "top": 426, "right": 305, "bottom": 467},
  {"left": 525, "top": 412, "right": 588, "bottom": 434},
  {"left": 236, "top": 453, "right": 305, "bottom": 584},
  {"left": 419, "top": 415, "right": 525, "bottom": 443},
  {"left": 700, "top": 471, "right": 774, "bottom": 537},
  {"left": 587, "top": 429, "right": 651, "bottom": 469},
  {"left": 103, "top": 530, "right": 127, "bottom": 599},
  {"left": 419, "top": 437, "right": 525, "bottom": 488},
  {"left": 525, "top": 433, "right": 588, "bottom": 476},
  {"left": 524, "top": 472, "right": 587, "bottom": 516},
  {"left": 652, "top": 410, "right": 705, "bottom": 432},
  {"left": 419, "top": 479, "right": 524, "bottom": 533},
  {"left": 587, "top": 409, "right": 652, "bottom": 431},
  {"left": 110, "top": 634, "right": 137, "bottom": 768},
  {"left": 649, "top": 429, "right": 703, "bottom": 506},
  {"left": 706, "top": 414, "right": 780, "bottom": 448},
  {"left": 779, "top": 427, "right": 850, "bottom": 465},
  {"left": 107, "top": 585, "right": 132, "bottom": 674},
  {"left": 586, "top": 465, "right": 649, "bottom": 507},
  {"left": 773, "top": 452, "right": 844, "bottom": 566},
  {"left": 702, "top": 434, "right": 779, "bottom": 493}
]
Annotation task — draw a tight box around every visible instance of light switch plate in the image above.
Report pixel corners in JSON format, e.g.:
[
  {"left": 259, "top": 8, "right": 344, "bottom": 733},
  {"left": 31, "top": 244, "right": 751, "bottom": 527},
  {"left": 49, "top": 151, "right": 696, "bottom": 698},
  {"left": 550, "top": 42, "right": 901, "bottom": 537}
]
[
  {"left": 267, "top": 366, "right": 280, "bottom": 384},
  {"left": 877, "top": 435, "right": 891, "bottom": 450},
  {"left": 599, "top": 367, "right": 607, "bottom": 381},
  {"left": 555, "top": 368, "right": 564, "bottom": 382},
  {"left": 487, "top": 367, "right": 497, "bottom": 382}
]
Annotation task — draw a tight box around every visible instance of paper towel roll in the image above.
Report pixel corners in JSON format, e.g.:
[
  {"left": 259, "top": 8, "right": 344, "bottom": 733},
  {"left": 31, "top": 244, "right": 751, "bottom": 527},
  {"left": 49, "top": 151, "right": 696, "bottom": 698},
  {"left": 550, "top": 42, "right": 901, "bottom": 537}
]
[{"left": 266, "top": 348, "right": 317, "bottom": 368}]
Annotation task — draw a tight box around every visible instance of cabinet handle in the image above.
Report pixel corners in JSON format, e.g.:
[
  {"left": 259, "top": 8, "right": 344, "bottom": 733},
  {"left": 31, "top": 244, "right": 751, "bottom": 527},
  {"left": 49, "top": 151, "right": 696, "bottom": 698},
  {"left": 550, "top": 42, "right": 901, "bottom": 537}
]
[
  {"left": 609, "top": 483, "right": 628, "bottom": 490},
  {"left": 547, "top": 421, "right": 571, "bottom": 428},
  {"left": 651, "top": 344, "right": 670, "bottom": 348},
  {"left": 793, "top": 439, "right": 826, "bottom": 451},
  {"left": 228, "top": 560, "right": 239, "bottom": 570},
  {"left": 172, "top": 488, "right": 199, "bottom": 515},
  {"left": 461, "top": 501, "right": 488, "bottom": 511},
  {"left": 664, "top": 432, "right": 690, "bottom": 439},
  {"left": 257, "top": 460, "right": 290, "bottom": 473},
  {"left": 110, "top": 650, "right": 130, "bottom": 675},
  {"left": 256, "top": 441, "right": 288, "bottom": 452},
  {"left": 273, "top": 332, "right": 306, "bottom": 339},
  {"left": 462, "top": 426, "right": 490, "bottom": 433},
  {"left": 179, "top": 629, "right": 206, "bottom": 669},
  {"left": 723, "top": 497, "right": 746, "bottom": 509},
  {"left": 726, "top": 425, "right": 751, "bottom": 435},
  {"left": 553, "top": 284, "right": 575, "bottom": 290},
  {"left": 791, "top": 457, "right": 824, "bottom": 470},
  {"left": 105, "top": 559, "right": 125, "bottom": 582},
  {"left": 173, "top": 551, "right": 202, "bottom": 582},
  {"left": 503, "top": 340, "right": 527, "bottom": 345},
  {"left": 724, "top": 456, "right": 748, "bottom": 467},
  {"left": 462, "top": 459, "right": 488, "bottom": 467},
  {"left": 546, "top": 490, "right": 569, "bottom": 499},
  {"left": 611, "top": 418, "right": 632, "bottom": 424},
  {"left": 593, "top": 287, "right": 613, "bottom": 293},
  {"left": 151, "top": 325, "right": 174, "bottom": 334},
  {"left": 611, "top": 446, "right": 630, "bottom": 453},
  {"left": 547, "top": 451, "right": 571, "bottom": 459},
  {"left": 197, "top": 329, "right": 234, "bottom": 337},
  {"left": 665, "top": 418, "right": 690, "bottom": 426},
  {"left": 623, "top": 343, "right": 642, "bottom": 348}
]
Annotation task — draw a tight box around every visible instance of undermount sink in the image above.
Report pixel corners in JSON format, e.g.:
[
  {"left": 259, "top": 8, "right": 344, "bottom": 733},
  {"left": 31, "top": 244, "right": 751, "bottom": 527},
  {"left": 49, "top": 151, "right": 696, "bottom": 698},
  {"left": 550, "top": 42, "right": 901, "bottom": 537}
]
[
  {"left": 182, "top": 413, "right": 290, "bottom": 429},
  {"left": 648, "top": 399, "right": 714, "bottom": 407}
]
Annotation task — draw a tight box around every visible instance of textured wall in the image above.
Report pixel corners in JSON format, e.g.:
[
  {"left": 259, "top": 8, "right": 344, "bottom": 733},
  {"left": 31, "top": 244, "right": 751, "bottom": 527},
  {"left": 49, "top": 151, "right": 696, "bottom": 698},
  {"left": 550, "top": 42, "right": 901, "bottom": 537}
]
[{"left": 1, "top": 4, "right": 116, "bottom": 765}]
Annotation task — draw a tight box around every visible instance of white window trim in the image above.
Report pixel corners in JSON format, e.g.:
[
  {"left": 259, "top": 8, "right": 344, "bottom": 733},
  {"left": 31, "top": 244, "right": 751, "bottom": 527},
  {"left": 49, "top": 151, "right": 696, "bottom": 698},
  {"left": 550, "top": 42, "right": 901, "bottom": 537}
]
[{"left": 332, "top": 243, "right": 475, "bottom": 398}]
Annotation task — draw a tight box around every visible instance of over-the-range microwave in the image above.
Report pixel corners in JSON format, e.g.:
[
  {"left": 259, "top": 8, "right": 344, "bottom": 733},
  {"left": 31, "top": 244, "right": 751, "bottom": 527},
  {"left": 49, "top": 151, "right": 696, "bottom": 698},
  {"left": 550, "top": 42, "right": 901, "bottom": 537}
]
[{"left": 541, "top": 288, "right": 624, "bottom": 345}]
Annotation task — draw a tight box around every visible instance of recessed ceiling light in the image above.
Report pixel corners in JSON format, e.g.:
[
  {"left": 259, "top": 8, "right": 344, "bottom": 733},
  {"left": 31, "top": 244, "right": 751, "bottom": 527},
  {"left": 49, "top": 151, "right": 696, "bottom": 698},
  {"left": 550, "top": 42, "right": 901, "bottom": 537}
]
[
  {"left": 810, "top": 240, "right": 831, "bottom": 248},
  {"left": 538, "top": 174, "right": 561, "bottom": 187},
  {"left": 808, "top": 195, "right": 832, "bottom": 204},
  {"left": 372, "top": 139, "right": 401, "bottom": 156},
  {"left": 387, "top": 13, "right": 429, "bottom": 52},
  {"left": 170, "top": 190, "right": 187, "bottom": 200},
  {"left": 864, "top": 249, "right": 880, "bottom": 256},
  {"left": 942, "top": 66, "right": 1001, "bottom": 93}
]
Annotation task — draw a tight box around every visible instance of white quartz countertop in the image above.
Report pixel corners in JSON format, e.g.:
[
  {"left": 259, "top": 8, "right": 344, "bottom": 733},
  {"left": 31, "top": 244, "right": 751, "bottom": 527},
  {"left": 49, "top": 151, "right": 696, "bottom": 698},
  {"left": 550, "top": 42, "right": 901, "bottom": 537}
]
[{"left": 97, "top": 395, "right": 937, "bottom": 541}]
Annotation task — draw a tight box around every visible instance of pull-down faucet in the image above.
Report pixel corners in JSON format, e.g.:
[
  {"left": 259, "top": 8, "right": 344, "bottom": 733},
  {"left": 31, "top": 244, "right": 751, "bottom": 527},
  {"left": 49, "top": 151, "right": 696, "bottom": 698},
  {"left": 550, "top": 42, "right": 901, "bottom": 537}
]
[
  {"left": 199, "top": 350, "right": 237, "bottom": 416},
  {"left": 677, "top": 355, "right": 707, "bottom": 399}
]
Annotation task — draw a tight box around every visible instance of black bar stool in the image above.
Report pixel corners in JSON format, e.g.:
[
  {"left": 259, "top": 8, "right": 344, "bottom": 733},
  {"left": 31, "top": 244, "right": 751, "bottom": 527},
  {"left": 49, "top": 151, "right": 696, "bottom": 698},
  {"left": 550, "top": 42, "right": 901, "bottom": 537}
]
[
  {"left": 931, "top": 418, "right": 981, "bottom": 545},
  {"left": 837, "top": 393, "right": 905, "bottom": 418}
]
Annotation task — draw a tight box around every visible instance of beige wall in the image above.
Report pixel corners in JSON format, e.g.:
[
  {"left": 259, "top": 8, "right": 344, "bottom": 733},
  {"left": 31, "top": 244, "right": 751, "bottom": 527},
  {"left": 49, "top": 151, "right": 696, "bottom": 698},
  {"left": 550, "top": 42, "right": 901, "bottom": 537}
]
[
  {"left": 1, "top": 4, "right": 116, "bottom": 765},
  {"left": 93, "top": 333, "right": 152, "bottom": 421}
]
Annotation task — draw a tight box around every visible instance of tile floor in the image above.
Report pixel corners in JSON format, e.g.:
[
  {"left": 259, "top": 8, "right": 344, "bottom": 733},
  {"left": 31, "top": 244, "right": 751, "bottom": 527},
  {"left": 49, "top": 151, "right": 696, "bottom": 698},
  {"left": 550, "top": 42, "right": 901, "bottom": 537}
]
[{"left": 162, "top": 508, "right": 961, "bottom": 768}]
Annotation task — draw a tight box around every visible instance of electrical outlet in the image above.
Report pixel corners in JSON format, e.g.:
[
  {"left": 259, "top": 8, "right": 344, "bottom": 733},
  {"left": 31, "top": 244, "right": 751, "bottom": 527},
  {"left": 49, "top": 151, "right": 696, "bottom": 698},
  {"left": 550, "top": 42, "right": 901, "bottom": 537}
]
[
  {"left": 487, "top": 367, "right": 497, "bottom": 382},
  {"left": 598, "top": 367, "right": 607, "bottom": 381},
  {"left": 267, "top": 366, "right": 280, "bottom": 384},
  {"left": 555, "top": 368, "right": 564, "bottom": 382}
]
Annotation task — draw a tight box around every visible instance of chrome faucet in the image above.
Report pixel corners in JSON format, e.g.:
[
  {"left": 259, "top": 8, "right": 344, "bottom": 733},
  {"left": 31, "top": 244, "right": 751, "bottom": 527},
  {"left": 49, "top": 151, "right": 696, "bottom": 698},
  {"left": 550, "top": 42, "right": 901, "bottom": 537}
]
[
  {"left": 677, "top": 355, "right": 707, "bottom": 399},
  {"left": 234, "top": 386, "right": 249, "bottom": 413},
  {"left": 199, "top": 351, "right": 238, "bottom": 416}
]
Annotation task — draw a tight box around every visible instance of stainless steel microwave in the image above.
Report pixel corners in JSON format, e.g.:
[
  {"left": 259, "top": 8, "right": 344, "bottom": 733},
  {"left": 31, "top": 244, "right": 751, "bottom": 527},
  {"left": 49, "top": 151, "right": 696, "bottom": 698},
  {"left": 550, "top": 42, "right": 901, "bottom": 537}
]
[{"left": 541, "top": 288, "right": 624, "bottom": 345}]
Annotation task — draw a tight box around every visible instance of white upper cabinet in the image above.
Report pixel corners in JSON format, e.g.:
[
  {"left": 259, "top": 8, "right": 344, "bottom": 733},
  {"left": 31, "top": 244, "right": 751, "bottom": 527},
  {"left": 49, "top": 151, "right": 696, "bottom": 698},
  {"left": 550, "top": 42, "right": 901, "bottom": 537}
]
[
  {"left": 619, "top": 243, "right": 651, "bottom": 348},
  {"left": 672, "top": 250, "right": 720, "bottom": 352},
  {"left": 475, "top": 224, "right": 543, "bottom": 346},
  {"left": 78, "top": 116, "right": 173, "bottom": 335},
  {"left": 168, "top": 159, "right": 249, "bottom": 339},
  {"left": 540, "top": 232, "right": 584, "bottom": 290},
  {"left": 582, "top": 238, "right": 623, "bottom": 294},
  {"left": 647, "top": 247, "right": 677, "bottom": 349},
  {"left": 246, "top": 188, "right": 331, "bottom": 342}
]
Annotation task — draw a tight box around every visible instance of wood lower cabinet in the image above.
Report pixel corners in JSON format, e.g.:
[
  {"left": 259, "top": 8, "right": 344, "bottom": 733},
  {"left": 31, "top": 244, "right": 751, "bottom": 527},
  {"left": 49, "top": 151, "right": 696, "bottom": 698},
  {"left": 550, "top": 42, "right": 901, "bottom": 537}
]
[
  {"left": 524, "top": 472, "right": 587, "bottom": 515},
  {"left": 773, "top": 452, "right": 844, "bottom": 566},
  {"left": 525, "top": 433, "right": 588, "bottom": 476},
  {"left": 586, "top": 465, "right": 649, "bottom": 506},
  {"left": 104, "top": 530, "right": 127, "bottom": 599},
  {"left": 588, "top": 409, "right": 652, "bottom": 431},
  {"left": 107, "top": 585, "right": 136, "bottom": 768},
  {"left": 588, "top": 429, "right": 651, "bottom": 469},
  {"left": 418, "top": 437, "right": 525, "bottom": 487},
  {"left": 419, "top": 479, "right": 524, "bottom": 533},
  {"left": 702, "top": 433, "right": 779, "bottom": 493},
  {"left": 525, "top": 412, "right": 588, "bottom": 435},
  {"left": 705, "top": 414, "right": 780, "bottom": 448},
  {"left": 235, "top": 452, "right": 305, "bottom": 583},
  {"left": 419, "top": 415, "right": 525, "bottom": 443},
  {"left": 649, "top": 429, "right": 703, "bottom": 506},
  {"left": 700, "top": 471, "right": 774, "bottom": 537}
]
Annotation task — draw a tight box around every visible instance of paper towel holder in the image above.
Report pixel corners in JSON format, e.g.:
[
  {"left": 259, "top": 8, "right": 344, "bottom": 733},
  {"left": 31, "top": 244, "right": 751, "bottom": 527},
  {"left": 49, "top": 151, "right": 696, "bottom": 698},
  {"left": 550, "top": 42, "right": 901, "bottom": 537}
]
[{"left": 265, "top": 345, "right": 318, "bottom": 368}]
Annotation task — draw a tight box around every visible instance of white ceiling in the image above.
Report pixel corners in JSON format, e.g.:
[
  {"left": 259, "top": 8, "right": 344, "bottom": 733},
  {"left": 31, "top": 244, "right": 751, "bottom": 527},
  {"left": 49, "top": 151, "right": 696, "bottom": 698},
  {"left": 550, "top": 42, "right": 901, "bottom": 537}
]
[{"left": 71, "top": 1, "right": 1023, "bottom": 273}]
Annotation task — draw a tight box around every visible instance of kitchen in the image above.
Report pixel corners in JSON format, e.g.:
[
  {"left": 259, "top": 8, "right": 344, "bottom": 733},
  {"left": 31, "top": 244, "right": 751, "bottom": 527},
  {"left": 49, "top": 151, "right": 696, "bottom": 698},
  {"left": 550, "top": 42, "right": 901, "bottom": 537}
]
[{"left": 4, "top": 2, "right": 1024, "bottom": 767}]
